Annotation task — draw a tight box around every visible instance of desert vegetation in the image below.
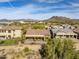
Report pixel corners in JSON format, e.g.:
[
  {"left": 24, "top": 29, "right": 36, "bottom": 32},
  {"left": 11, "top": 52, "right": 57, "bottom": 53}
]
[{"left": 40, "top": 38, "right": 79, "bottom": 59}]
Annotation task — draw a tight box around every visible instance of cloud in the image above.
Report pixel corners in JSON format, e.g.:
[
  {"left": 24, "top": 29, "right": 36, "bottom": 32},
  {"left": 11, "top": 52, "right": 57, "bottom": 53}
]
[
  {"left": 0, "top": 0, "right": 14, "bottom": 2},
  {"left": 70, "top": 2, "right": 79, "bottom": 7},
  {"left": 36, "top": 0, "right": 63, "bottom": 3},
  {"left": 0, "top": 1, "right": 79, "bottom": 20}
]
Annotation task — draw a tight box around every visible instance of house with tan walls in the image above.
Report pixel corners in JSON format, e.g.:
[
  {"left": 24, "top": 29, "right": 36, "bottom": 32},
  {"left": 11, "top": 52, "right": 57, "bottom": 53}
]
[
  {"left": 25, "top": 29, "right": 50, "bottom": 41},
  {"left": 0, "top": 25, "right": 78, "bottom": 40},
  {"left": 0, "top": 26, "right": 22, "bottom": 40},
  {"left": 51, "top": 28, "right": 77, "bottom": 39}
]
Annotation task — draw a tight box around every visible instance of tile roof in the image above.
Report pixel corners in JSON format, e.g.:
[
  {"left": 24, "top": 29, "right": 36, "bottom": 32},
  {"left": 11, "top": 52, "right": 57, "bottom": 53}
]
[
  {"left": 73, "top": 28, "right": 79, "bottom": 33},
  {"left": 26, "top": 29, "right": 50, "bottom": 36},
  {"left": 0, "top": 26, "right": 22, "bottom": 30},
  {"left": 52, "top": 28, "right": 77, "bottom": 35}
]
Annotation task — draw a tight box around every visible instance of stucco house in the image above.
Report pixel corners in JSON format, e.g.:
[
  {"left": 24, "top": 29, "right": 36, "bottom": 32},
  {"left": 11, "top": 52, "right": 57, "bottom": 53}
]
[
  {"left": 0, "top": 26, "right": 22, "bottom": 40},
  {"left": 25, "top": 29, "right": 50, "bottom": 40},
  {"left": 51, "top": 28, "right": 77, "bottom": 39}
]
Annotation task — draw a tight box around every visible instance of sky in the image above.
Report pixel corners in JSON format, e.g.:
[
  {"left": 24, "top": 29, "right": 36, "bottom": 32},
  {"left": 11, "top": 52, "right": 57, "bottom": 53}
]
[{"left": 0, "top": 0, "right": 79, "bottom": 20}]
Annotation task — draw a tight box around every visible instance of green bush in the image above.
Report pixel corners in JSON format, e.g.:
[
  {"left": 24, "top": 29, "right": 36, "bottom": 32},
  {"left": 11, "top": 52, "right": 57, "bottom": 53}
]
[
  {"left": 0, "top": 39, "right": 18, "bottom": 45},
  {"left": 23, "top": 47, "right": 29, "bottom": 52},
  {"left": 0, "top": 40, "right": 4, "bottom": 44},
  {"left": 32, "top": 25, "right": 45, "bottom": 29},
  {"left": 40, "top": 38, "right": 79, "bottom": 59}
]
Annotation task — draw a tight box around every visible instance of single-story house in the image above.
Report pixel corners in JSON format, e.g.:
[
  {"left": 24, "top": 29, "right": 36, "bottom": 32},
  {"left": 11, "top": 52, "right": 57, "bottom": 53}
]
[
  {"left": 51, "top": 28, "right": 77, "bottom": 39},
  {"left": 25, "top": 29, "right": 50, "bottom": 40}
]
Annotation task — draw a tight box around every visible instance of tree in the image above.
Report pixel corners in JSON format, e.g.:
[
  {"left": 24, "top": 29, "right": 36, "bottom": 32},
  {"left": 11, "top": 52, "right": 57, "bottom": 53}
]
[
  {"left": 21, "top": 27, "right": 26, "bottom": 43},
  {"left": 40, "top": 38, "right": 78, "bottom": 59}
]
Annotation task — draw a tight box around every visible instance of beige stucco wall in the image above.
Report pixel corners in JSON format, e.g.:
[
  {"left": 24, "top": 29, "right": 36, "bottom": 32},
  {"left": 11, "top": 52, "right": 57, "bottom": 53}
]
[
  {"left": 13, "top": 30, "right": 22, "bottom": 38},
  {"left": 6, "top": 30, "right": 22, "bottom": 38},
  {"left": 0, "top": 30, "right": 22, "bottom": 39}
]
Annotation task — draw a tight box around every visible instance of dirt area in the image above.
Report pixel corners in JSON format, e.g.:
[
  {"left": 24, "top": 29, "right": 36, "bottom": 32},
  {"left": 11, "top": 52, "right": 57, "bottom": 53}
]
[
  {"left": 0, "top": 44, "right": 41, "bottom": 52},
  {"left": 0, "top": 44, "right": 42, "bottom": 59}
]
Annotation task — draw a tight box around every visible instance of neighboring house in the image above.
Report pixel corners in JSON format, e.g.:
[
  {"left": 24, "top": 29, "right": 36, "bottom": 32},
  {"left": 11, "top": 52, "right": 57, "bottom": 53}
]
[
  {"left": 0, "top": 26, "right": 22, "bottom": 40},
  {"left": 62, "top": 24, "right": 75, "bottom": 29},
  {"left": 19, "top": 21, "right": 25, "bottom": 24},
  {"left": 25, "top": 29, "right": 50, "bottom": 40},
  {"left": 52, "top": 25, "right": 63, "bottom": 29},
  {"left": 51, "top": 24, "right": 75, "bottom": 30},
  {"left": 0, "top": 21, "right": 13, "bottom": 24},
  {"left": 73, "top": 28, "right": 79, "bottom": 39},
  {"left": 51, "top": 28, "right": 77, "bottom": 39}
]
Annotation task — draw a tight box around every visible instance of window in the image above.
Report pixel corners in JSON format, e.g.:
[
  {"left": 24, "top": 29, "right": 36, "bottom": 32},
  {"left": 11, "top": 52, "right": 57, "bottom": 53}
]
[
  {"left": 8, "top": 35, "right": 11, "bottom": 39},
  {"left": 2, "top": 30, "right": 4, "bottom": 32},
  {"left": 8, "top": 30, "right": 11, "bottom": 33},
  {"left": 66, "top": 35, "right": 69, "bottom": 38},
  {"left": 13, "top": 30, "right": 15, "bottom": 32},
  {"left": 1, "top": 30, "right": 6, "bottom": 33},
  {"left": 2, "top": 30, "right": 6, "bottom": 33}
]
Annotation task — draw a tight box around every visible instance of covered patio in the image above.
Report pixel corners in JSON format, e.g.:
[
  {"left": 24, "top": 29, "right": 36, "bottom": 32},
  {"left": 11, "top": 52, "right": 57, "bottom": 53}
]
[
  {"left": 56, "top": 32, "right": 77, "bottom": 39},
  {"left": 26, "top": 35, "right": 45, "bottom": 41},
  {"left": 25, "top": 29, "right": 50, "bottom": 40}
]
